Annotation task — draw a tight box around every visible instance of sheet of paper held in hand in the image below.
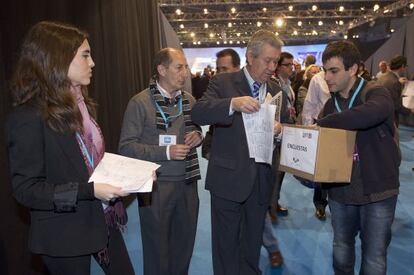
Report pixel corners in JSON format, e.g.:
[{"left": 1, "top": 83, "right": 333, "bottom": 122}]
[
  {"left": 242, "top": 92, "right": 281, "bottom": 165},
  {"left": 89, "top": 153, "right": 160, "bottom": 193}
]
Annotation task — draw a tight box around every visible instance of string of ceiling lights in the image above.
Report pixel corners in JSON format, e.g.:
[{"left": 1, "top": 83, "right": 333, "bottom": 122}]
[{"left": 159, "top": 0, "right": 414, "bottom": 47}]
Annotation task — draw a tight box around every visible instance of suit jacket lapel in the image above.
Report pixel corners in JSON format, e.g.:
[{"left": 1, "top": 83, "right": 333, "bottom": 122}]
[
  {"left": 266, "top": 81, "right": 277, "bottom": 97},
  {"left": 234, "top": 70, "right": 252, "bottom": 97}
]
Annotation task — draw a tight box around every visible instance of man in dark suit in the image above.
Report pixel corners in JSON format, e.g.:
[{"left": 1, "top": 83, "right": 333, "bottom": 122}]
[
  {"left": 192, "top": 30, "right": 283, "bottom": 275},
  {"left": 377, "top": 55, "right": 413, "bottom": 127}
]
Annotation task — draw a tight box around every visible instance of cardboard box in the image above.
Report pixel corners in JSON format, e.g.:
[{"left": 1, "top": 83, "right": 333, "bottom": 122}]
[{"left": 279, "top": 125, "right": 356, "bottom": 183}]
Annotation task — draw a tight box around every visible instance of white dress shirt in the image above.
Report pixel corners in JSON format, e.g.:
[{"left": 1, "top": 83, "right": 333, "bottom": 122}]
[{"left": 301, "top": 71, "right": 331, "bottom": 125}]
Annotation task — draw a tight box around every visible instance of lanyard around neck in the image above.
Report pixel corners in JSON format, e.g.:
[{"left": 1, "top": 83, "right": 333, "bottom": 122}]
[
  {"left": 76, "top": 133, "right": 94, "bottom": 168},
  {"left": 334, "top": 78, "right": 365, "bottom": 113},
  {"left": 155, "top": 97, "right": 183, "bottom": 128}
]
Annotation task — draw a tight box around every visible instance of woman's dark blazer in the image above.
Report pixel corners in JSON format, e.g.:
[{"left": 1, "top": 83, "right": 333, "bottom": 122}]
[{"left": 6, "top": 105, "right": 107, "bottom": 257}]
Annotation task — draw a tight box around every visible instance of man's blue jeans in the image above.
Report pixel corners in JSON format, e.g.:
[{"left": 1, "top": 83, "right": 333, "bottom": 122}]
[{"left": 328, "top": 195, "right": 397, "bottom": 275}]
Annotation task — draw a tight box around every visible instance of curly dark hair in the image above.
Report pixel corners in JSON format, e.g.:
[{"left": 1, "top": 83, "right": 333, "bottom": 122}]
[
  {"left": 322, "top": 40, "right": 361, "bottom": 71},
  {"left": 10, "top": 21, "right": 96, "bottom": 133}
]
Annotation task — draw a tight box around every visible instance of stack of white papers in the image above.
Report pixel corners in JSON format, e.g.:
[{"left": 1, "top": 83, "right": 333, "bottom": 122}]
[
  {"left": 242, "top": 92, "right": 281, "bottom": 165},
  {"left": 242, "top": 103, "right": 276, "bottom": 164},
  {"left": 89, "top": 153, "right": 160, "bottom": 193}
]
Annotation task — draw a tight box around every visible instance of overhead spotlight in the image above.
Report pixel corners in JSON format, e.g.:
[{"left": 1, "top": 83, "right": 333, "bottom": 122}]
[
  {"left": 410, "top": 3, "right": 414, "bottom": 9},
  {"left": 339, "top": 6, "right": 345, "bottom": 12},
  {"left": 360, "top": 6, "right": 365, "bottom": 11},
  {"left": 197, "top": 41, "right": 201, "bottom": 45},
  {"left": 383, "top": 9, "right": 391, "bottom": 14},
  {"left": 236, "top": 32, "right": 241, "bottom": 37},
  {"left": 275, "top": 18, "right": 284, "bottom": 27},
  {"left": 204, "top": 23, "right": 209, "bottom": 28},
  {"left": 203, "top": 8, "right": 208, "bottom": 14},
  {"left": 237, "top": 41, "right": 240, "bottom": 44},
  {"left": 179, "top": 24, "right": 184, "bottom": 29},
  {"left": 209, "top": 32, "right": 214, "bottom": 38},
  {"left": 293, "top": 30, "right": 298, "bottom": 35},
  {"left": 339, "top": 20, "right": 344, "bottom": 25},
  {"left": 312, "top": 30, "right": 318, "bottom": 35},
  {"left": 193, "top": 41, "right": 196, "bottom": 45},
  {"left": 263, "top": 7, "right": 267, "bottom": 12},
  {"left": 298, "top": 21, "right": 302, "bottom": 27},
  {"left": 224, "top": 41, "right": 228, "bottom": 44},
  {"left": 175, "top": 9, "right": 182, "bottom": 15},
  {"left": 344, "top": 34, "right": 348, "bottom": 39},
  {"left": 331, "top": 30, "right": 337, "bottom": 34},
  {"left": 180, "top": 42, "right": 183, "bottom": 45},
  {"left": 312, "top": 5, "right": 318, "bottom": 11},
  {"left": 229, "top": 40, "right": 233, "bottom": 44},
  {"left": 190, "top": 32, "right": 195, "bottom": 37},
  {"left": 373, "top": 4, "right": 380, "bottom": 12},
  {"left": 257, "top": 21, "right": 262, "bottom": 27},
  {"left": 318, "top": 21, "right": 323, "bottom": 26},
  {"left": 288, "top": 5, "right": 293, "bottom": 11},
  {"left": 228, "top": 22, "right": 233, "bottom": 28},
  {"left": 390, "top": 29, "right": 395, "bottom": 33},
  {"left": 231, "top": 7, "right": 236, "bottom": 14},
  {"left": 216, "top": 41, "right": 220, "bottom": 45},
  {"left": 275, "top": 32, "right": 279, "bottom": 36}
]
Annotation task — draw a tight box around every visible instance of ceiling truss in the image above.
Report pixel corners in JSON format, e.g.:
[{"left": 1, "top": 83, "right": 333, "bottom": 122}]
[{"left": 159, "top": 0, "right": 414, "bottom": 47}]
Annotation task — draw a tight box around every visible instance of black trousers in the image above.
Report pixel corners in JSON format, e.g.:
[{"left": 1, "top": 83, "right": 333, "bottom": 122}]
[
  {"left": 270, "top": 145, "right": 284, "bottom": 209},
  {"left": 138, "top": 180, "right": 199, "bottom": 275},
  {"left": 42, "top": 225, "right": 134, "bottom": 275},
  {"left": 211, "top": 165, "right": 272, "bottom": 275}
]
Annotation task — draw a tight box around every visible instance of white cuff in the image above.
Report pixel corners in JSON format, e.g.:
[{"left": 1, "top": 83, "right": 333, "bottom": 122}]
[
  {"left": 166, "top": 145, "right": 171, "bottom": 160},
  {"left": 229, "top": 99, "right": 235, "bottom": 115},
  {"left": 195, "top": 130, "right": 204, "bottom": 143}
]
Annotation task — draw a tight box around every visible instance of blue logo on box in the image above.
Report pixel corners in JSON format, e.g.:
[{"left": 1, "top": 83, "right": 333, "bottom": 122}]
[{"left": 164, "top": 137, "right": 171, "bottom": 143}]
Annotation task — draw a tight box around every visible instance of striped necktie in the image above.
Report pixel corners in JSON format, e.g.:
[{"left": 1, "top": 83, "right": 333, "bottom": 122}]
[{"left": 252, "top": 81, "right": 261, "bottom": 99}]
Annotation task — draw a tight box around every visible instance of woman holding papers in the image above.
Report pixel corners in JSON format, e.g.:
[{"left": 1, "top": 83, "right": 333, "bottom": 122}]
[{"left": 6, "top": 21, "right": 133, "bottom": 274}]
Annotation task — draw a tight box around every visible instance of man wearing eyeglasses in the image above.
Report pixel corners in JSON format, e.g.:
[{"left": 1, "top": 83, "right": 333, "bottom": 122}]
[{"left": 270, "top": 51, "right": 297, "bottom": 220}]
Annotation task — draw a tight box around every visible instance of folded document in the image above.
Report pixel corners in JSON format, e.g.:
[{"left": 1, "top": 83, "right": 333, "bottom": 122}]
[{"left": 89, "top": 153, "right": 160, "bottom": 193}]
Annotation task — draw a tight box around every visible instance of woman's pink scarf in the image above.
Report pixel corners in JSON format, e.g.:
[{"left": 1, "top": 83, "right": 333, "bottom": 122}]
[{"left": 70, "top": 85, "right": 104, "bottom": 174}]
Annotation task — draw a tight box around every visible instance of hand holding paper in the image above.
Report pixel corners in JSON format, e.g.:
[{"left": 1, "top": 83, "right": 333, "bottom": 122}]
[
  {"left": 274, "top": 120, "right": 282, "bottom": 135},
  {"left": 231, "top": 96, "right": 261, "bottom": 113},
  {"left": 94, "top": 183, "right": 129, "bottom": 201}
]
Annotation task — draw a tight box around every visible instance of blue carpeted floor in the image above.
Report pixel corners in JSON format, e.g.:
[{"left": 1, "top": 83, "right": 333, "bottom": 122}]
[{"left": 92, "top": 126, "right": 414, "bottom": 275}]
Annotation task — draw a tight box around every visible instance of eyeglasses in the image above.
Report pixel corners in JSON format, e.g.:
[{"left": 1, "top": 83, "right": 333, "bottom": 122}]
[{"left": 280, "top": 63, "right": 294, "bottom": 67}]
